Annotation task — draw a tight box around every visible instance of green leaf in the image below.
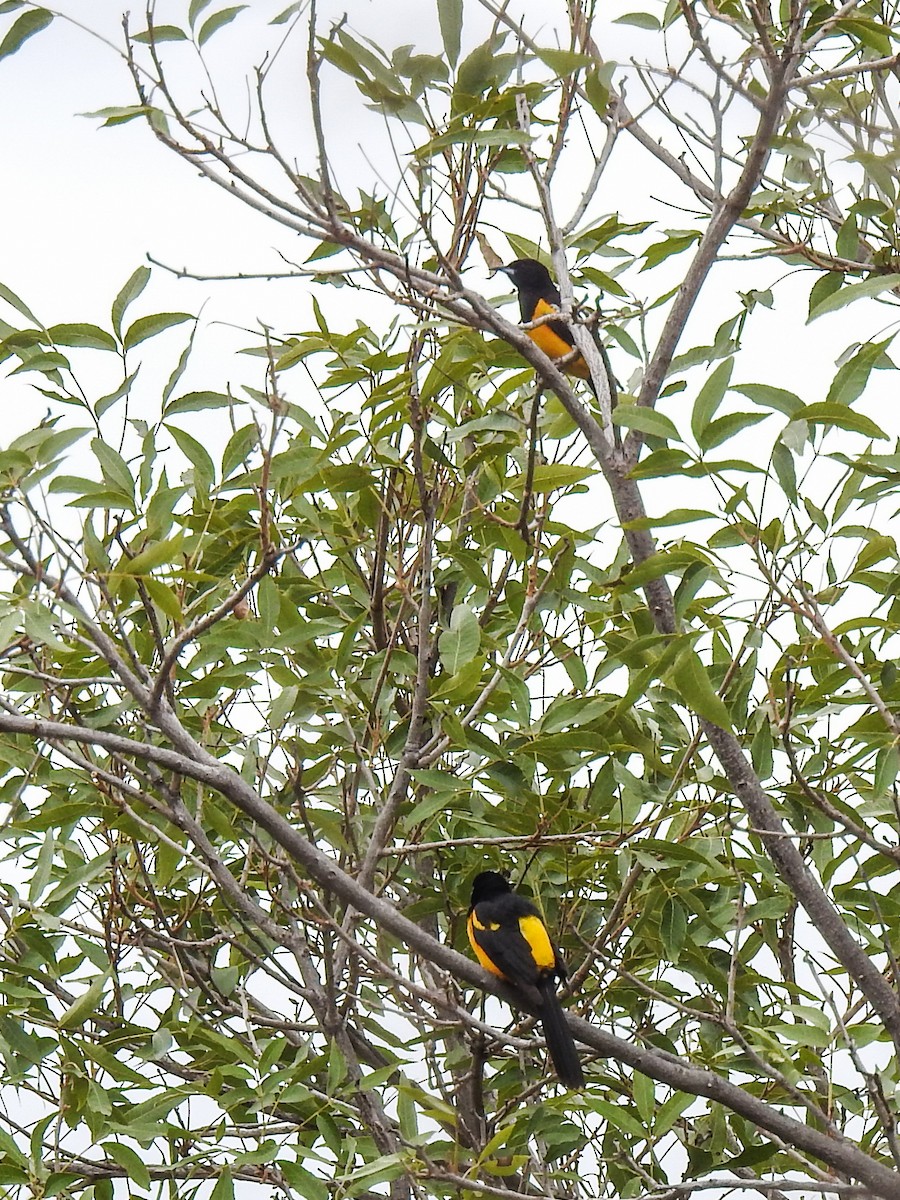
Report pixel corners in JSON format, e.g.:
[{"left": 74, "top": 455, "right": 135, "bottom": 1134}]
[
  {"left": 656, "top": 1091, "right": 694, "bottom": 1136},
  {"left": 698, "top": 410, "right": 767, "bottom": 451},
  {"left": 454, "top": 35, "right": 509, "bottom": 97},
  {"left": 279, "top": 1162, "right": 328, "bottom": 1200},
  {"left": 826, "top": 337, "right": 893, "bottom": 407},
  {"left": 873, "top": 746, "right": 900, "bottom": 797},
  {"left": 691, "top": 358, "right": 733, "bottom": 441},
  {"left": 96, "top": 370, "right": 139, "bottom": 419},
  {"left": 438, "top": 605, "right": 480, "bottom": 674},
  {"left": 82, "top": 104, "right": 157, "bottom": 127},
  {"left": 162, "top": 328, "right": 196, "bottom": 404},
  {"left": 48, "top": 323, "right": 117, "bottom": 351},
  {"left": 612, "top": 406, "right": 681, "bottom": 441},
  {"left": 59, "top": 975, "right": 107, "bottom": 1029},
  {"left": 222, "top": 424, "right": 258, "bottom": 478},
  {"left": 189, "top": 0, "right": 214, "bottom": 24},
  {"left": 630, "top": 448, "right": 690, "bottom": 478},
  {"left": 535, "top": 48, "right": 593, "bottom": 75},
  {"left": 807, "top": 272, "right": 900, "bottom": 321},
  {"left": 519, "top": 464, "right": 595, "bottom": 492},
  {"left": 625, "top": 509, "right": 715, "bottom": 530},
  {"left": 121, "top": 534, "right": 184, "bottom": 576},
  {"left": 641, "top": 231, "right": 700, "bottom": 271},
  {"left": 592, "top": 1098, "right": 646, "bottom": 1137},
  {"left": 733, "top": 383, "right": 803, "bottom": 417},
  {"left": 103, "top": 1143, "right": 151, "bottom": 1192},
  {"left": 210, "top": 1169, "right": 234, "bottom": 1200},
  {"left": 166, "top": 425, "right": 216, "bottom": 492},
  {"left": 618, "top": 548, "right": 705, "bottom": 590},
  {"left": 9, "top": 349, "right": 68, "bottom": 376},
  {"left": 835, "top": 212, "right": 860, "bottom": 261},
  {"left": 797, "top": 402, "right": 886, "bottom": 439},
  {"left": 772, "top": 442, "right": 797, "bottom": 504},
  {"left": 271, "top": 4, "right": 301, "bottom": 25},
  {"left": 164, "top": 390, "right": 233, "bottom": 415},
  {"left": 0, "top": 280, "right": 40, "bottom": 324},
  {"left": 767, "top": 1021, "right": 830, "bottom": 1047},
  {"left": 540, "top": 695, "right": 609, "bottom": 735},
  {"left": 632, "top": 1071, "right": 655, "bottom": 1125},
  {"left": 669, "top": 645, "right": 733, "bottom": 730},
  {"left": 415, "top": 127, "right": 531, "bottom": 156},
  {"left": 92, "top": 439, "right": 135, "bottom": 499},
  {"left": 614, "top": 10, "right": 660, "bottom": 27},
  {"left": 142, "top": 578, "right": 183, "bottom": 622},
  {"left": 0, "top": 7, "right": 52, "bottom": 61},
  {"left": 660, "top": 897, "right": 687, "bottom": 963},
  {"left": 437, "top": 0, "right": 462, "bottom": 67},
  {"left": 112, "top": 266, "right": 151, "bottom": 339},
  {"left": 131, "top": 25, "right": 188, "bottom": 43},
  {"left": 198, "top": 5, "right": 247, "bottom": 46},
  {"left": 124, "top": 312, "right": 192, "bottom": 350},
  {"left": 808, "top": 271, "right": 843, "bottom": 321}
]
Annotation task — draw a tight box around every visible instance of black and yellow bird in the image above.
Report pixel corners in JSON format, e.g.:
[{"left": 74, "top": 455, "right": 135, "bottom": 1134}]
[
  {"left": 467, "top": 870, "right": 584, "bottom": 1089},
  {"left": 496, "top": 258, "right": 608, "bottom": 398}
]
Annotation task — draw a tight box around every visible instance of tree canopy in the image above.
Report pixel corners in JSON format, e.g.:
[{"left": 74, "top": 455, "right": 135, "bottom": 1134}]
[{"left": 2, "top": 1, "right": 900, "bottom": 1199}]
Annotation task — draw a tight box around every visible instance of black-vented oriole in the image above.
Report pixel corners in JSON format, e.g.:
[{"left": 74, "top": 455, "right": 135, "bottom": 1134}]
[
  {"left": 467, "top": 870, "right": 584, "bottom": 1089},
  {"left": 496, "top": 258, "right": 601, "bottom": 396}
]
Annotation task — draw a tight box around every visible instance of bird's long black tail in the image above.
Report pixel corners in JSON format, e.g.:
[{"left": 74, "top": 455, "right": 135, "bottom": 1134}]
[{"left": 538, "top": 976, "right": 584, "bottom": 1089}]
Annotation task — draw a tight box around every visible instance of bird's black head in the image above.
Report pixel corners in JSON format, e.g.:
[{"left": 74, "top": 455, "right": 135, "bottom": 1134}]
[
  {"left": 470, "top": 871, "right": 512, "bottom": 905},
  {"left": 495, "top": 258, "right": 555, "bottom": 292}
]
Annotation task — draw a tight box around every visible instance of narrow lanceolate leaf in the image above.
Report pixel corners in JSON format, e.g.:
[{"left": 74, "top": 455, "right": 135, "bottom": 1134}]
[
  {"left": 535, "top": 47, "right": 593, "bottom": 76},
  {"left": 691, "top": 358, "right": 733, "bottom": 442},
  {"left": 661, "top": 897, "right": 688, "bottom": 963},
  {"left": 198, "top": 5, "right": 247, "bottom": 46},
  {"left": 103, "top": 1143, "right": 151, "bottom": 1192},
  {"left": 271, "top": 5, "right": 301, "bottom": 25},
  {"left": 734, "top": 383, "right": 803, "bottom": 417},
  {"left": 164, "top": 391, "right": 232, "bottom": 415},
  {"left": 612, "top": 406, "right": 681, "bottom": 441},
  {"left": 516, "top": 464, "right": 594, "bottom": 492},
  {"left": 826, "top": 337, "right": 894, "bottom": 407},
  {"left": 698, "top": 410, "right": 767, "bottom": 451},
  {"left": 111, "top": 266, "right": 151, "bottom": 339},
  {"left": 59, "top": 975, "right": 107, "bottom": 1029},
  {"left": 121, "top": 534, "right": 184, "bottom": 576},
  {"left": 48, "top": 324, "right": 117, "bottom": 352},
  {"left": 624, "top": 508, "right": 715, "bottom": 530},
  {"left": 123, "top": 312, "right": 192, "bottom": 351},
  {"left": 669, "top": 645, "right": 733, "bottom": 731},
  {"left": 166, "top": 425, "right": 216, "bottom": 491},
  {"left": 437, "top": 0, "right": 462, "bottom": 67},
  {"left": 130, "top": 25, "right": 188, "bottom": 43},
  {"left": 614, "top": 10, "right": 660, "bottom": 27},
  {"left": 0, "top": 8, "right": 52, "bottom": 61},
  {"left": 808, "top": 271, "right": 843, "bottom": 320},
  {"left": 189, "top": 0, "right": 215, "bottom": 25},
  {"left": 209, "top": 1169, "right": 234, "bottom": 1200},
  {"left": 82, "top": 104, "right": 156, "bottom": 127},
  {"left": 807, "top": 271, "right": 900, "bottom": 321},
  {"left": 92, "top": 439, "right": 135, "bottom": 499},
  {"left": 438, "top": 605, "right": 480, "bottom": 674},
  {"left": 0, "top": 280, "right": 40, "bottom": 325},
  {"left": 797, "top": 403, "right": 886, "bottom": 440}
]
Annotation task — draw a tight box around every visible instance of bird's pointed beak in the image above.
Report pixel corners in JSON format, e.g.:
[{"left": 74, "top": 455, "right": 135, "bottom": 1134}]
[{"left": 491, "top": 265, "right": 512, "bottom": 278}]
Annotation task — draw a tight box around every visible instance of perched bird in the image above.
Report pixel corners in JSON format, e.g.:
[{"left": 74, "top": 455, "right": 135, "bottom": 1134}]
[
  {"left": 467, "top": 870, "right": 585, "bottom": 1089},
  {"left": 495, "top": 257, "right": 603, "bottom": 396}
]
